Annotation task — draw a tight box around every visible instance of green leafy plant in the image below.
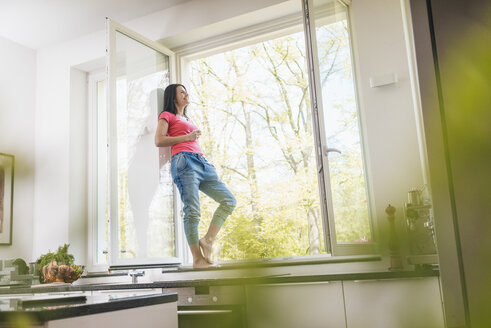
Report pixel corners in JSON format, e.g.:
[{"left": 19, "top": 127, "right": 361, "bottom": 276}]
[{"left": 36, "top": 244, "right": 79, "bottom": 282}]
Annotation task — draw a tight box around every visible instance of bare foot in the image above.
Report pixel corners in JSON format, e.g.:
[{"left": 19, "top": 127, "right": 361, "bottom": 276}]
[
  {"left": 193, "top": 257, "right": 213, "bottom": 269},
  {"left": 199, "top": 238, "right": 213, "bottom": 264}
]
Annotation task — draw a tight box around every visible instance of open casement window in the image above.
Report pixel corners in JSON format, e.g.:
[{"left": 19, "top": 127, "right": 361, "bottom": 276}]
[
  {"left": 105, "top": 19, "right": 182, "bottom": 266},
  {"left": 303, "top": 0, "right": 374, "bottom": 255},
  {"left": 100, "top": 0, "right": 375, "bottom": 267}
]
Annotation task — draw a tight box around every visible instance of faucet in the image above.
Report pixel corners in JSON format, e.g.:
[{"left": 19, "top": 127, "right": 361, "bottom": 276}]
[{"left": 128, "top": 270, "right": 145, "bottom": 284}]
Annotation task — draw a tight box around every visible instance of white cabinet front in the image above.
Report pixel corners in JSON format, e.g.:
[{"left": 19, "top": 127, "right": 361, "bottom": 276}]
[
  {"left": 45, "top": 301, "right": 177, "bottom": 328},
  {"left": 343, "top": 277, "right": 444, "bottom": 328},
  {"left": 247, "top": 281, "right": 346, "bottom": 328}
]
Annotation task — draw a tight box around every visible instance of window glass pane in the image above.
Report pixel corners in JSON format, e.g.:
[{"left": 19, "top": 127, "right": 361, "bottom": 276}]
[
  {"left": 113, "top": 31, "right": 174, "bottom": 260},
  {"left": 188, "top": 23, "right": 326, "bottom": 260},
  {"left": 313, "top": 0, "right": 372, "bottom": 243}
]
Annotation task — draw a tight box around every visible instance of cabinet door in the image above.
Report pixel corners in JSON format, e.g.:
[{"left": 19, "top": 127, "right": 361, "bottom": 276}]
[
  {"left": 343, "top": 277, "right": 444, "bottom": 328},
  {"left": 247, "top": 281, "right": 346, "bottom": 328},
  {"left": 46, "top": 301, "right": 177, "bottom": 328}
]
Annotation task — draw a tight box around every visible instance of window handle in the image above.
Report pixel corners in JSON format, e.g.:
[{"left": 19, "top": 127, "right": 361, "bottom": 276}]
[{"left": 324, "top": 147, "right": 342, "bottom": 155}]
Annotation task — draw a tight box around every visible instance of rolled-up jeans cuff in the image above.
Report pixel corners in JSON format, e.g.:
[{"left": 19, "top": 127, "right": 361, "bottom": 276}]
[{"left": 210, "top": 210, "right": 228, "bottom": 228}]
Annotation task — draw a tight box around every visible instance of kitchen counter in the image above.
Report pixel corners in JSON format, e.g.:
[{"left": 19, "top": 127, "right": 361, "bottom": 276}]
[
  {"left": 0, "top": 268, "right": 438, "bottom": 295},
  {"left": 0, "top": 292, "right": 178, "bottom": 325},
  {"left": 0, "top": 269, "right": 441, "bottom": 327}
]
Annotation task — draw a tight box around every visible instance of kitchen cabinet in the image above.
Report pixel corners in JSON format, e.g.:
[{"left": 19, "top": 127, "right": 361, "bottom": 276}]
[
  {"left": 0, "top": 271, "right": 443, "bottom": 328},
  {"left": 178, "top": 304, "right": 245, "bottom": 328},
  {"left": 163, "top": 285, "right": 247, "bottom": 328},
  {"left": 343, "top": 277, "right": 444, "bottom": 328},
  {"left": 45, "top": 299, "right": 177, "bottom": 328},
  {"left": 0, "top": 291, "right": 177, "bottom": 328},
  {"left": 246, "top": 281, "right": 346, "bottom": 328}
]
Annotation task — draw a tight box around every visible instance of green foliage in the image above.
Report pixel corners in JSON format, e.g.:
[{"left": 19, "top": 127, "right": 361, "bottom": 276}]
[
  {"left": 71, "top": 264, "right": 84, "bottom": 276},
  {"left": 36, "top": 244, "right": 75, "bottom": 277}
]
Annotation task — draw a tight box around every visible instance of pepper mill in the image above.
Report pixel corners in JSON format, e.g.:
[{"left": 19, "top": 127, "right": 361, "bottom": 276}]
[{"left": 386, "top": 204, "right": 403, "bottom": 271}]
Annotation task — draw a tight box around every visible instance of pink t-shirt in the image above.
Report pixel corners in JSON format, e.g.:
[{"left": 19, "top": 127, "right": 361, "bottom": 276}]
[{"left": 158, "top": 111, "right": 203, "bottom": 157}]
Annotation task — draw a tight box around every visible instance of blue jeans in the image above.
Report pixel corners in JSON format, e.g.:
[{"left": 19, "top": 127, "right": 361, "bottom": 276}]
[{"left": 171, "top": 152, "right": 236, "bottom": 245}]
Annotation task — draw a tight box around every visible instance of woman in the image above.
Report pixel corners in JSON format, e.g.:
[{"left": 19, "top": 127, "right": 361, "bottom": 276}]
[{"left": 155, "top": 84, "right": 236, "bottom": 268}]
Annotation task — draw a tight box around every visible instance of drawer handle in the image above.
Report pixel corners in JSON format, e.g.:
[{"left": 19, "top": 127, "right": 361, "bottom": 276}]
[{"left": 177, "top": 310, "right": 233, "bottom": 315}]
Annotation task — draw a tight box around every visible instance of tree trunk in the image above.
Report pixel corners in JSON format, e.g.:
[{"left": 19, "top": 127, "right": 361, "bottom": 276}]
[
  {"left": 242, "top": 101, "right": 261, "bottom": 227},
  {"left": 308, "top": 207, "right": 320, "bottom": 255}
]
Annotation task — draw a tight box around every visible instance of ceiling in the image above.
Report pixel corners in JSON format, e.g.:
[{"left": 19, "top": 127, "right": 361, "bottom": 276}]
[{"left": 0, "top": 0, "right": 189, "bottom": 50}]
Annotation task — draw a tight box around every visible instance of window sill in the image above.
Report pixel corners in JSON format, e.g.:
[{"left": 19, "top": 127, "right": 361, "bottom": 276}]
[
  {"left": 164, "top": 254, "right": 382, "bottom": 273},
  {"left": 104, "top": 254, "right": 381, "bottom": 274}
]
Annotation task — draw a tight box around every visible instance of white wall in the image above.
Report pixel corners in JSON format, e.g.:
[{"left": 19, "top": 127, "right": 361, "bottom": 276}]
[
  {"left": 33, "top": 32, "right": 103, "bottom": 263},
  {"left": 350, "top": 0, "right": 424, "bottom": 249},
  {"left": 69, "top": 68, "right": 88, "bottom": 266},
  {"left": 0, "top": 36, "right": 36, "bottom": 261}
]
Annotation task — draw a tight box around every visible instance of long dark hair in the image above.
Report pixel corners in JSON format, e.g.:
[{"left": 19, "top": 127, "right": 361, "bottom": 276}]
[{"left": 161, "top": 83, "right": 188, "bottom": 118}]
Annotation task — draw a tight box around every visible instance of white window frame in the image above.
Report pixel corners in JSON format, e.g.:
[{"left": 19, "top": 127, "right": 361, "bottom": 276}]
[
  {"left": 105, "top": 19, "right": 182, "bottom": 266},
  {"left": 89, "top": 3, "right": 377, "bottom": 269},
  {"left": 87, "top": 69, "right": 109, "bottom": 273},
  {"left": 303, "top": 0, "right": 376, "bottom": 255}
]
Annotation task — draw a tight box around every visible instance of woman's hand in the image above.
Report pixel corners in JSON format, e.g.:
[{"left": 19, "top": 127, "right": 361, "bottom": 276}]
[
  {"left": 186, "top": 129, "right": 201, "bottom": 141},
  {"left": 155, "top": 119, "right": 201, "bottom": 147}
]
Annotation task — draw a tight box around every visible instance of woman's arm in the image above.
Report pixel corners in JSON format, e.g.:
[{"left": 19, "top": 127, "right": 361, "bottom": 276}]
[{"left": 154, "top": 119, "right": 201, "bottom": 147}]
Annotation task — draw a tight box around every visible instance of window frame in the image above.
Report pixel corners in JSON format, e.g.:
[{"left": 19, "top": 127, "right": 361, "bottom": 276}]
[
  {"left": 89, "top": 2, "right": 377, "bottom": 270},
  {"left": 303, "top": 0, "right": 376, "bottom": 255},
  {"left": 87, "top": 69, "right": 109, "bottom": 273},
  {"left": 105, "top": 18, "right": 182, "bottom": 266}
]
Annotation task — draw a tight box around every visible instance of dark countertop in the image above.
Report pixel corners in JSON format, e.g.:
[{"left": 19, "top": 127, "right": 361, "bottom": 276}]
[
  {"left": 0, "top": 268, "right": 438, "bottom": 295},
  {"left": 0, "top": 292, "right": 178, "bottom": 324}
]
